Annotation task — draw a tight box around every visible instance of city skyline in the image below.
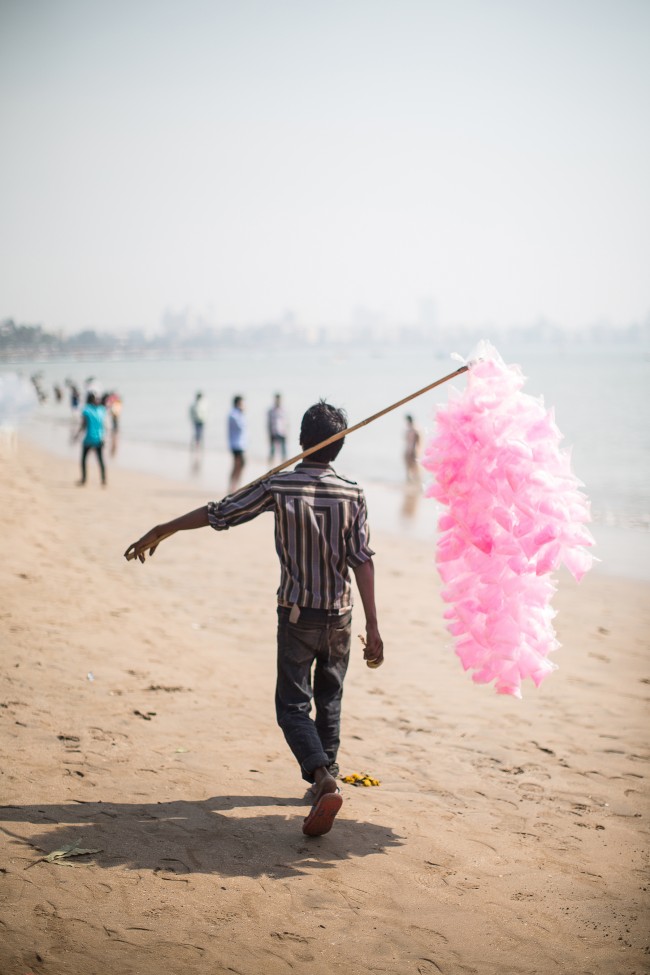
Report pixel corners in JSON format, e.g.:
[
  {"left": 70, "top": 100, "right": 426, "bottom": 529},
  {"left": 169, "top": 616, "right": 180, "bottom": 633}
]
[{"left": 3, "top": 307, "right": 647, "bottom": 361}]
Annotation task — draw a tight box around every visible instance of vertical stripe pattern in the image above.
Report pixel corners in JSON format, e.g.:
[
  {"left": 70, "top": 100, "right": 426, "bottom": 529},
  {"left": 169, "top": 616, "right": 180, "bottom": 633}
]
[{"left": 207, "top": 463, "right": 374, "bottom": 610}]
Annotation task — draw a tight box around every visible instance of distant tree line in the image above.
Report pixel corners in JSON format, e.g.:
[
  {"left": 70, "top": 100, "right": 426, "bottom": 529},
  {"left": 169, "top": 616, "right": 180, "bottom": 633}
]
[
  {"left": 0, "top": 317, "right": 300, "bottom": 357},
  {"left": 0, "top": 319, "right": 61, "bottom": 354},
  {"left": 0, "top": 319, "right": 118, "bottom": 356}
]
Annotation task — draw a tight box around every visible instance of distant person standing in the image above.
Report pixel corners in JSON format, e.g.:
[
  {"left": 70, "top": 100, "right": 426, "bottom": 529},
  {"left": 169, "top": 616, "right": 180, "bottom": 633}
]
[
  {"left": 267, "top": 392, "right": 288, "bottom": 463},
  {"left": 190, "top": 392, "right": 207, "bottom": 450},
  {"left": 404, "top": 414, "right": 422, "bottom": 483},
  {"left": 66, "top": 380, "right": 80, "bottom": 411},
  {"left": 227, "top": 395, "right": 246, "bottom": 493},
  {"left": 105, "top": 391, "right": 123, "bottom": 456},
  {"left": 74, "top": 392, "right": 107, "bottom": 486}
]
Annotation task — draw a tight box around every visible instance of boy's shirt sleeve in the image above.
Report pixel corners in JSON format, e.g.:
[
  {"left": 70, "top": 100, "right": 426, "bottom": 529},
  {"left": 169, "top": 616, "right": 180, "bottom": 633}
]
[
  {"left": 207, "top": 480, "right": 274, "bottom": 531},
  {"left": 345, "top": 492, "right": 375, "bottom": 567}
]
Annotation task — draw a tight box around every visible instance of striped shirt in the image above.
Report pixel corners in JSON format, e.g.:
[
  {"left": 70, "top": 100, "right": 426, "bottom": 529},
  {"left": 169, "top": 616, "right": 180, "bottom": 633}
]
[{"left": 207, "top": 462, "right": 374, "bottom": 610}]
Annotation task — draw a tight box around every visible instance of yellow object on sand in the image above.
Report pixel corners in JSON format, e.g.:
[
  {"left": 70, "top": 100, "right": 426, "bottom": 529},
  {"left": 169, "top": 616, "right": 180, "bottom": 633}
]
[{"left": 341, "top": 771, "right": 380, "bottom": 787}]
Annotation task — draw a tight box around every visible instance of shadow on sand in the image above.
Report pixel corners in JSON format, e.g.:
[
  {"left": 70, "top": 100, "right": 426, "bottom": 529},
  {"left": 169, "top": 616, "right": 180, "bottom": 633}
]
[{"left": 0, "top": 794, "right": 403, "bottom": 879}]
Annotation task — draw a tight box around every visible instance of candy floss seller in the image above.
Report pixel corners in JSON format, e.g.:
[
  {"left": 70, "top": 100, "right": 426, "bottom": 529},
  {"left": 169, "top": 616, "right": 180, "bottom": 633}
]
[
  {"left": 124, "top": 348, "right": 596, "bottom": 837},
  {"left": 124, "top": 400, "right": 385, "bottom": 838}
]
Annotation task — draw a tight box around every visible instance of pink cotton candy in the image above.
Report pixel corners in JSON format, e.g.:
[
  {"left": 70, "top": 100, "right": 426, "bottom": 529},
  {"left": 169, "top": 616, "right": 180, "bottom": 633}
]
[{"left": 422, "top": 343, "right": 595, "bottom": 698}]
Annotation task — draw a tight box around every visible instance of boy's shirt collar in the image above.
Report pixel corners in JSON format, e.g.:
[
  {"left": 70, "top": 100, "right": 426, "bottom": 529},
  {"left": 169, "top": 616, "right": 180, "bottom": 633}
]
[{"left": 296, "top": 460, "right": 331, "bottom": 469}]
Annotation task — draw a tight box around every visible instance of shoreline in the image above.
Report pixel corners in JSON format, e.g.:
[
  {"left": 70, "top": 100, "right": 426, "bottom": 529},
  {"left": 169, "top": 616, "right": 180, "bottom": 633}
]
[
  {"left": 14, "top": 410, "right": 650, "bottom": 582},
  {"left": 1, "top": 438, "right": 649, "bottom": 974}
]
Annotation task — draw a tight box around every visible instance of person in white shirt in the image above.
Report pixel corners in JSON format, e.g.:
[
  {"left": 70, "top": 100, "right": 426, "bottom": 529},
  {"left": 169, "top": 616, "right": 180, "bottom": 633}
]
[
  {"left": 227, "top": 395, "right": 247, "bottom": 492},
  {"left": 404, "top": 414, "right": 422, "bottom": 483}
]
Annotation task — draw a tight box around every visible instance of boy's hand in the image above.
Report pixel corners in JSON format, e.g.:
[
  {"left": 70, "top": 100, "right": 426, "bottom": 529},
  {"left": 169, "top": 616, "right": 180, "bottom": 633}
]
[
  {"left": 359, "top": 627, "right": 384, "bottom": 669},
  {"left": 124, "top": 506, "right": 209, "bottom": 563},
  {"left": 124, "top": 527, "right": 170, "bottom": 563}
]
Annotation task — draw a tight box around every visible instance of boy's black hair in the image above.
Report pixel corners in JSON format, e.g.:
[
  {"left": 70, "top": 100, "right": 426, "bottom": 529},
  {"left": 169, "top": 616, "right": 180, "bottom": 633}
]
[{"left": 300, "top": 400, "right": 348, "bottom": 463}]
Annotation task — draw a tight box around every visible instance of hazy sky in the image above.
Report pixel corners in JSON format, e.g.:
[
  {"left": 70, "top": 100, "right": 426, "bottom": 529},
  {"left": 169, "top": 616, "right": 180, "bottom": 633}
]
[{"left": 1, "top": 0, "right": 648, "bottom": 334}]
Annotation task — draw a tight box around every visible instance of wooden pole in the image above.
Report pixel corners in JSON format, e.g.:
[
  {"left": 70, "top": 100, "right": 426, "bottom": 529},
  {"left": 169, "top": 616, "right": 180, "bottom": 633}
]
[
  {"left": 238, "top": 362, "right": 469, "bottom": 491},
  {"left": 125, "top": 363, "right": 470, "bottom": 560}
]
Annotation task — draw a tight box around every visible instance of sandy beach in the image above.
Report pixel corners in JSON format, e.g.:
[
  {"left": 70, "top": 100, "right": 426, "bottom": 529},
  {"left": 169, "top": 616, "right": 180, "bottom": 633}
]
[{"left": 1, "top": 439, "right": 648, "bottom": 975}]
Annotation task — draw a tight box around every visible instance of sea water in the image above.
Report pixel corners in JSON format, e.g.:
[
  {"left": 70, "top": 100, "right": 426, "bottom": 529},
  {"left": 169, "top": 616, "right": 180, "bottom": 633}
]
[{"left": 2, "top": 338, "right": 649, "bottom": 579}]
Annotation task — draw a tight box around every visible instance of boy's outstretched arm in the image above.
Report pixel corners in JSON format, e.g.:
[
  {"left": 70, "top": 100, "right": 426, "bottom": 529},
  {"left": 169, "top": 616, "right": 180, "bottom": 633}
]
[
  {"left": 352, "top": 559, "right": 384, "bottom": 667},
  {"left": 124, "top": 505, "right": 209, "bottom": 562}
]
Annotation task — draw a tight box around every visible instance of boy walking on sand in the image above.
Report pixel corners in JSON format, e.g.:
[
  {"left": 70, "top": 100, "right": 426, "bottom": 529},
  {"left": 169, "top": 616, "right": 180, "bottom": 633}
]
[{"left": 125, "top": 401, "right": 384, "bottom": 837}]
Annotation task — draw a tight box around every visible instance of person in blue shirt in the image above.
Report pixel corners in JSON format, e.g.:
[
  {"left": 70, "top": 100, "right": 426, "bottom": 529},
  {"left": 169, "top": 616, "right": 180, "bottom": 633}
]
[
  {"left": 227, "top": 395, "right": 247, "bottom": 493},
  {"left": 74, "top": 392, "right": 107, "bottom": 486}
]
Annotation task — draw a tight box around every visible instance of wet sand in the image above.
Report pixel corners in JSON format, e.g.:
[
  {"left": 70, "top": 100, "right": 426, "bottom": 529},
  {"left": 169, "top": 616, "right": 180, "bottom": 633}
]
[{"left": 1, "top": 440, "right": 648, "bottom": 974}]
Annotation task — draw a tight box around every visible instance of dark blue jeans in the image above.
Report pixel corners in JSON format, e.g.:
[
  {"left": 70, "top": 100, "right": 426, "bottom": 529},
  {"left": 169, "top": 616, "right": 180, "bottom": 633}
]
[
  {"left": 276, "top": 606, "right": 351, "bottom": 783},
  {"left": 81, "top": 442, "right": 106, "bottom": 484}
]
